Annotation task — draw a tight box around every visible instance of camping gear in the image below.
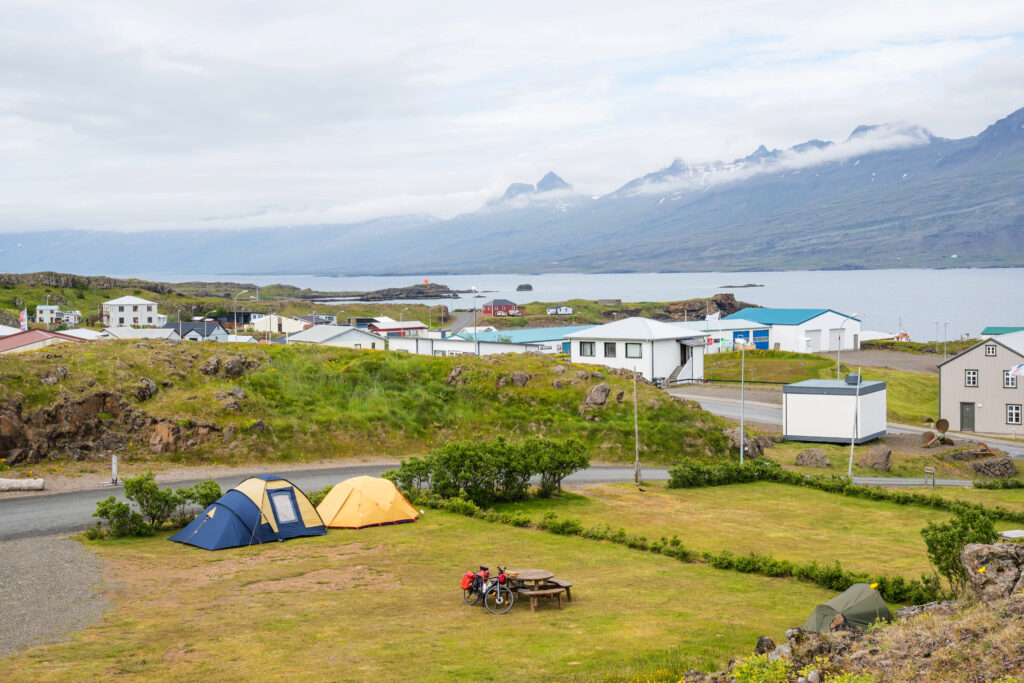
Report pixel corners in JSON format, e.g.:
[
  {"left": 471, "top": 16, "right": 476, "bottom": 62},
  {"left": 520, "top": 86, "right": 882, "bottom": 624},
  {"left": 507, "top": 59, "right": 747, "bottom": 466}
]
[
  {"left": 315, "top": 476, "right": 419, "bottom": 529},
  {"left": 462, "top": 565, "right": 514, "bottom": 614},
  {"left": 170, "top": 475, "right": 326, "bottom": 550},
  {"left": 801, "top": 583, "right": 893, "bottom": 633}
]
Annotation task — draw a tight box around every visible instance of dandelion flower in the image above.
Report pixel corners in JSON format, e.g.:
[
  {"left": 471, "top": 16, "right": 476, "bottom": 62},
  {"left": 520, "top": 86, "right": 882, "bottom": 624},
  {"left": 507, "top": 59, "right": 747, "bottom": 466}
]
[{"left": 870, "top": 582, "right": 878, "bottom": 589}]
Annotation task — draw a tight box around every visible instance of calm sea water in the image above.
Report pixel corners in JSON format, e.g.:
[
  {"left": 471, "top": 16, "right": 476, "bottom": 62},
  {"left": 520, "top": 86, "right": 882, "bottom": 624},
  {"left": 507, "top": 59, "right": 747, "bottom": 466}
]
[{"left": 117, "top": 269, "right": 1023, "bottom": 341}]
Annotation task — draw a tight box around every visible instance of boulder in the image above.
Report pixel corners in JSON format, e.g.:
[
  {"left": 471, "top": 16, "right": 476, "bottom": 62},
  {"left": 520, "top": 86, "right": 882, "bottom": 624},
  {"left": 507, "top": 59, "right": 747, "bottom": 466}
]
[
  {"left": 510, "top": 372, "right": 531, "bottom": 387},
  {"left": 576, "top": 370, "right": 604, "bottom": 380},
  {"left": 133, "top": 379, "right": 158, "bottom": 402},
  {"left": 551, "top": 365, "right": 566, "bottom": 375},
  {"left": 149, "top": 422, "right": 182, "bottom": 454},
  {"left": 615, "top": 390, "right": 625, "bottom": 404},
  {"left": 39, "top": 365, "right": 68, "bottom": 385},
  {"left": 856, "top": 448, "right": 891, "bottom": 472},
  {"left": 249, "top": 419, "right": 268, "bottom": 433},
  {"left": 222, "top": 354, "right": 252, "bottom": 379},
  {"left": 961, "top": 543, "right": 1024, "bottom": 601},
  {"left": 970, "top": 455, "right": 1017, "bottom": 479},
  {"left": 445, "top": 365, "right": 466, "bottom": 386},
  {"left": 551, "top": 380, "right": 563, "bottom": 389},
  {"left": 584, "top": 382, "right": 611, "bottom": 407},
  {"left": 0, "top": 478, "right": 45, "bottom": 492},
  {"left": 198, "top": 358, "right": 220, "bottom": 376},
  {"left": 725, "top": 427, "right": 764, "bottom": 457},
  {"left": 229, "top": 386, "right": 246, "bottom": 399},
  {"left": 796, "top": 448, "right": 831, "bottom": 468},
  {"left": 754, "top": 635, "right": 776, "bottom": 654}
]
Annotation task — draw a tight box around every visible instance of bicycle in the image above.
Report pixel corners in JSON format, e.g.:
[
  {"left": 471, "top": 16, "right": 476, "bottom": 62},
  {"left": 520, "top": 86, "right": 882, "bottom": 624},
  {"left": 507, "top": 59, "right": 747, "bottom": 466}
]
[{"left": 461, "top": 565, "right": 515, "bottom": 614}]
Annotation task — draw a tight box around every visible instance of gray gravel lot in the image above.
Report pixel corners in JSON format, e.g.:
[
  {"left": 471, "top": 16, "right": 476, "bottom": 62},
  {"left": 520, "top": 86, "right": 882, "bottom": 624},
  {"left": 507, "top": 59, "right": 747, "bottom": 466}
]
[{"left": 0, "top": 535, "right": 109, "bottom": 658}]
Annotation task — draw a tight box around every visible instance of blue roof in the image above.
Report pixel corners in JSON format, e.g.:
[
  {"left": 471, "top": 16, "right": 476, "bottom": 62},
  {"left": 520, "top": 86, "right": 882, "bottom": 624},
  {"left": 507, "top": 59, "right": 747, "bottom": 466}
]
[
  {"left": 723, "top": 308, "right": 858, "bottom": 325},
  {"left": 455, "top": 325, "right": 595, "bottom": 344}
]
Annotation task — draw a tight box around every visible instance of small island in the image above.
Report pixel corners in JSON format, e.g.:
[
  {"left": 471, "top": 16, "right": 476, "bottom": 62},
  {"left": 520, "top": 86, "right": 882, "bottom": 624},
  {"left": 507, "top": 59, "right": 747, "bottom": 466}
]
[{"left": 516, "top": 283, "right": 533, "bottom": 291}]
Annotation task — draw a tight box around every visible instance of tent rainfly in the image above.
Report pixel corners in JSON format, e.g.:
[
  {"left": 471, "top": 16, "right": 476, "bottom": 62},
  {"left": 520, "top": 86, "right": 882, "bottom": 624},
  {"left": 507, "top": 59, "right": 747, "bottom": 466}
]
[
  {"left": 316, "top": 476, "right": 420, "bottom": 529},
  {"left": 170, "top": 475, "right": 326, "bottom": 550},
  {"left": 801, "top": 583, "right": 893, "bottom": 634}
]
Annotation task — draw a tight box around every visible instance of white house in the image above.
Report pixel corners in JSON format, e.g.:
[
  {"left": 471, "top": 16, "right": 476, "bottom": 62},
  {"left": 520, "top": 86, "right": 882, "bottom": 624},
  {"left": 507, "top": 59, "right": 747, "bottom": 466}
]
[
  {"left": 102, "top": 296, "right": 165, "bottom": 328},
  {"left": 723, "top": 309, "right": 861, "bottom": 353},
  {"left": 565, "top": 317, "right": 706, "bottom": 382},
  {"left": 35, "top": 305, "right": 60, "bottom": 325},
  {"left": 937, "top": 332, "right": 1024, "bottom": 435},
  {"left": 389, "top": 336, "right": 542, "bottom": 356},
  {"left": 368, "top": 319, "right": 428, "bottom": 337},
  {"left": 287, "top": 325, "right": 384, "bottom": 350},
  {"left": 546, "top": 306, "right": 573, "bottom": 316},
  {"left": 783, "top": 377, "right": 887, "bottom": 444},
  {"left": 59, "top": 310, "right": 82, "bottom": 326},
  {"left": 162, "top": 322, "right": 229, "bottom": 342},
  {"left": 103, "top": 327, "right": 181, "bottom": 340},
  {"left": 251, "top": 314, "right": 307, "bottom": 335}
]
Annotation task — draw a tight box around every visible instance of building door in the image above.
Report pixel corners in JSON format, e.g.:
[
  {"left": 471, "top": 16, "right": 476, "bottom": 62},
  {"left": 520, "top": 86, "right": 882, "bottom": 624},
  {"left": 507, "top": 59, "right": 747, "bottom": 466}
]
[
  {"left": 829, "top": 328, "right": 842, "bottom": 350},
  {"left": 805, "top": 330, "right": 821, "bottom": 352},
  {"left": 959, "top": 402, "right": 975, "bottom": 431}
]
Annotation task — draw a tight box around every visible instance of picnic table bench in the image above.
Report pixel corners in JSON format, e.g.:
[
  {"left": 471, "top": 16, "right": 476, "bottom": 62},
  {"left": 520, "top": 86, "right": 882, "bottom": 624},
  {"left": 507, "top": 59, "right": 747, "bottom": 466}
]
[
  {"left": 518, "top": 586, "right": 565, "bottom": 612},
  {"left": 506, "top": 569, "right": 572, "bottom": 612}
]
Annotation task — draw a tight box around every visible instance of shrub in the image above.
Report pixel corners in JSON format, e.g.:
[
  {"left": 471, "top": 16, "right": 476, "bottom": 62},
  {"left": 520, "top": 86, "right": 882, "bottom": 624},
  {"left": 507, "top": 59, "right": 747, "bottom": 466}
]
[
  {"left": 921, "top": 504, "right": 999, "bottom": 595},
  {"left": 93, "top": 496, "right": 150, "bottom": 537},
  {"left": 123, "top": 471, "right": 180, "bottom": 530},
  {"left": 731, "top": 654, "right": 793, "bottom": 683},
  {"left": 533, "top": 437, "right": 588, "bottom": 497},
  {"left": 538, "top": 512, "right": 583, "bottom": 536},
  {"left": 306, "top": 485, "right": 333, "bottom": 508}
]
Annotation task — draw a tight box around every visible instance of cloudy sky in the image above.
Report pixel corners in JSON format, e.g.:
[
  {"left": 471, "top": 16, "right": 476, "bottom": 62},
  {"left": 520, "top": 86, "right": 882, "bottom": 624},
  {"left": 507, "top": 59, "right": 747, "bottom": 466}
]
[{"left": 2, "top": 1, "right": 1023, "bottom": 232}]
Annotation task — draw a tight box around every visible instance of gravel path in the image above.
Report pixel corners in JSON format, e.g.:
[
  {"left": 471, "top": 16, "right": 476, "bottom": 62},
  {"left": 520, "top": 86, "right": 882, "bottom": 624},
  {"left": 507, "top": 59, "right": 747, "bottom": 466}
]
[
  {"left": 817, "top": 349, "right": 940, "bottom": 374},
  {"left": 0, "top": 535, "right": 109, "bottom": 658}
]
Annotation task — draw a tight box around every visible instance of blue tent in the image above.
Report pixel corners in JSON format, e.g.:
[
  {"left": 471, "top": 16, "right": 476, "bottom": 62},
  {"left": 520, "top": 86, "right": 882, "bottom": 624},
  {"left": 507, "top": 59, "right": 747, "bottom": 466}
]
[{"left": 170, "top": 475, "right": 326, "bottom": 550}]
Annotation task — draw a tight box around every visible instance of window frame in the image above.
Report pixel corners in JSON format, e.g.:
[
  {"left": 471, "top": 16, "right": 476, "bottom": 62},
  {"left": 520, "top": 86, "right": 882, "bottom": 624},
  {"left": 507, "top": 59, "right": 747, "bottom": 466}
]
[
  {"left": 604, "top": 342, "right": 617, "bottom": 358},
  {"left": 1005, "top": 371, "right": 1018, "bottom": 389},
  {"left": 579, "top": 341, "right": 595, "bottom": 357},
  {"left": 1007, "top": 404, "right": 1022, "bottom": 425},
  {"left": 964, "top": 369, "right": 979, "bottom": 387},
  {"left": 625, "top": 342, "right": 642, "bottom": 359},
  {"left": 985, "top": 344, "right": 996, "bottom": 356}
]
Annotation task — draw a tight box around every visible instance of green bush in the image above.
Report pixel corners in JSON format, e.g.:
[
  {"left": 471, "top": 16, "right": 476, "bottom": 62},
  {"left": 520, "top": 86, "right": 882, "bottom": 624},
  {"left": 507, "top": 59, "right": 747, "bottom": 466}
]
[
  {"left": 975, "top": 479, "right": 1024, "bottom": 490},
  {"left": 920, "top": 504, "right": 999, "bottom": 595},
  {"left": 123, "top": 471, "right": 180, "bottom": 530},
  {"left": 731, "top": 654, "right": 793, "bottom": 683},
  {"left": 384, "top": 436, "right": 590, "bottom": 505},
  {"left": 306, "top": 485, "right": 333, "bottom": 508},
  {"left": 93, "top": 496, "right": 150, "bottom": 537}
]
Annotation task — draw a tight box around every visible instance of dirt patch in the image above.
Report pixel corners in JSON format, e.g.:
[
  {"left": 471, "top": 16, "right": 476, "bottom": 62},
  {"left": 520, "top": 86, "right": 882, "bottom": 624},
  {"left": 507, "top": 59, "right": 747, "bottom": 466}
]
[
  {"left": 879, "top": 432, "right": 974, "bottom": 457},
  {"left": 162, "top": 646, "right": 207, "bottom": 665},
  {"left": 241, "top": 565, "right": 401, "bottom": 592}
]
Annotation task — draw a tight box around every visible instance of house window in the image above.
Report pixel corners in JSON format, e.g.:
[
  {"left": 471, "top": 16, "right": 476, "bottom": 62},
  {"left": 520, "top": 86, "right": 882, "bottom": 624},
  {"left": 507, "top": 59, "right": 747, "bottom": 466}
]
[
  {"left": 354, "top": 344, "right": 361, "bottom": 349},
  {"left": 985, "top": 344, "right": 996, "bottom": 356},
  {"left": 625, "top": 343, "right": 642, "bottom": 358},
  {"left": 604, "top": 342, "right": 616, "bottom": 358},
  {"left": 579, "top": 341, "right": 595, "bottom": 357},
  {"left": 371, "top": 342, "right": 376, "bottom": 350},
  {"left": 1006, "top": 371, "right": 1018, "bottom": 389},
  {"left": 1008, "top": 404, "right": 1022, "bottom": 425},
  {"left": 133, "top": 305, "right": 138, "bottom": 312},
  {"left": 965, "top": 369, "right": 978, "bottom": 387},
  {"left": 147, "top": 306, "right": 152, "bottom": 312},
  {"left": 118, "top": 317, "right": 124, "bottom": 324},
  {"left": 118, "top": 306, "right": 124, "bottom": 312},
  {"left": 147, "top": 317, "right": 152, "bottom": 324}
]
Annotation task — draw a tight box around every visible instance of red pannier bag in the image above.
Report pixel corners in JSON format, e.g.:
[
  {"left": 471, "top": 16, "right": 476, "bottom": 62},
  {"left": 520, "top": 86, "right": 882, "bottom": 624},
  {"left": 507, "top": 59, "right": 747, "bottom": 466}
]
[{"left": 461, "top": 571, "right": 476, "bottom": 590}]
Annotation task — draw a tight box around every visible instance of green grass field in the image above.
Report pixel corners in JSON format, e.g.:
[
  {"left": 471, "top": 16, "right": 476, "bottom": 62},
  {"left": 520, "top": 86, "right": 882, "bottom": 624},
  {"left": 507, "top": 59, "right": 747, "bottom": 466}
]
[
  {"left": 861, "top": 339, "right": 978, "bottom": 355},
  {"left": 0, "top": 342, "right": 728, "bottom": 465},
  {"left": 704, "top": 350, "right": 938, "bottom": 424},
  {"left": 494, "top": 481, "right": 1014, "bottom": 578},
  {"left": 2, "top": 512, "right": 838, "bottom": 682}
]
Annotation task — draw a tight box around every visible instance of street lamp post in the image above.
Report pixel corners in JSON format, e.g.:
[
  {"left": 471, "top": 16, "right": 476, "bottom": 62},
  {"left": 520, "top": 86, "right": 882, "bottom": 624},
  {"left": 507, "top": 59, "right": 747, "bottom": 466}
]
[
  {"left": 836, "top": 313, "right": 858, "bottom": 380},
  {"left": 233, "top": 290, "right": 249, "bottom": 338},
  {"left": 943, "top": 321, "right": 949, "bottom": 359},
  {"left": 739, "top": 342, "right": 746, "bottom": 464},
  {"left": 847, "top": 367, "right": 862, "bottom": 477},
  {"left": 934, "top": 320, "right": 939, "bottom": 354},
  {"left": 633, "top": 366, "right": 641, "bottom": 486},
  {"left": 473, "top": 305, "right": 479, "bottom": 355}
]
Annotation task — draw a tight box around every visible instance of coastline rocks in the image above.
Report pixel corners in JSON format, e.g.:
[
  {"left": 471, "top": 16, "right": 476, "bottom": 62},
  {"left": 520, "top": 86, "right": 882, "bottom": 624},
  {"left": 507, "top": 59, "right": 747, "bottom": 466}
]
[
  {"left": 961, "top": 543, "right": 1024, "bottom": 601},
  {"left": 856, "top": 448, "right": 891, "bottom": 472},
  {"left": 970, "top": 455, "right": 1017, "bottom": 479},
  {"left": 796, "top": 448, "right": 831, "bottom": 468}
]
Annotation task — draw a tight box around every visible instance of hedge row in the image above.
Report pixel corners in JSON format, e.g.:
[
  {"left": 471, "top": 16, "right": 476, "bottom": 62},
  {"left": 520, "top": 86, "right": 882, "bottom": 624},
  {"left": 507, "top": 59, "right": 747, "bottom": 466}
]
[
  {"left": 667, "top": 459, "right": 1024, "bottom": 523},
  {"left": 974, "top": 478, "right": 1024, "bottom": 490},
  {"left": 416, "top": 492, "right": 944, "bottom": 605},
  {"left": 383, "top": 436, "right": 589, "bottom": 505}
]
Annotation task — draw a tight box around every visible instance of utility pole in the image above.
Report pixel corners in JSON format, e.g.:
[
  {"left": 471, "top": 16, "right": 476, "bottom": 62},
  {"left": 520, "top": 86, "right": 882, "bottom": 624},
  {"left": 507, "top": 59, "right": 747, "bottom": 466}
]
[
  {"left": 739, "top": 343, "right": 746, "bottom": 463},
  {"left": 633, "top": 367, "right": 641, "bottom": 486},
  {"left": 847, "top": 367, "right": 862, "bottom": 477}
]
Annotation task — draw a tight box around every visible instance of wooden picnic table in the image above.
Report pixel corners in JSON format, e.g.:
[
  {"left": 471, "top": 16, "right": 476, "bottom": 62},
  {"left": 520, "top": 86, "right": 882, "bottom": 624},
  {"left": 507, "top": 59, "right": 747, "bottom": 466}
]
[{"left": 506, "top": 568, "right": 554, "bottom": 589}]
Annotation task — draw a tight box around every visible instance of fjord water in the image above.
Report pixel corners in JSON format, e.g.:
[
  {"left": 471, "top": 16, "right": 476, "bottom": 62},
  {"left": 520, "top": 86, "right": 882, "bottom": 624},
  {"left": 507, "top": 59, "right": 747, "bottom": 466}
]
[{"left": 122, "top": 268, "right": 1023, "bottom": 341}]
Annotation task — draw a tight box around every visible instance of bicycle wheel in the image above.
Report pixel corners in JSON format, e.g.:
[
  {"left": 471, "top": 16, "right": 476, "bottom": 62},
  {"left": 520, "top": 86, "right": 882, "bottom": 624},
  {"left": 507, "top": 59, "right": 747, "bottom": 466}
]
[
  {"left": 463, "top": 588, "right": 483, "bottom": 606},
  {"left": 484, "top": 584, "right": 514, "bottom": 614}
]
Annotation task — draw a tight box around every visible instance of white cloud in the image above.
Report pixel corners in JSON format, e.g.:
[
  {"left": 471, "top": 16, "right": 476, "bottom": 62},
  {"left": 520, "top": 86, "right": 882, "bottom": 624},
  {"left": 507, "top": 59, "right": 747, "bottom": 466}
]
[{"left": 0, "top": 1, "right": 1021, "bottom": 232}]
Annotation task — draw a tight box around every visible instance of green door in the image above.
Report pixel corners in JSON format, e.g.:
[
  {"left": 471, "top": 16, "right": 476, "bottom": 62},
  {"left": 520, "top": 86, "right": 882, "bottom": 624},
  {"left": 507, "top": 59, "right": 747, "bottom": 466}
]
[{"left": 960, "top": 402, "right": 975, "bottom": 431}]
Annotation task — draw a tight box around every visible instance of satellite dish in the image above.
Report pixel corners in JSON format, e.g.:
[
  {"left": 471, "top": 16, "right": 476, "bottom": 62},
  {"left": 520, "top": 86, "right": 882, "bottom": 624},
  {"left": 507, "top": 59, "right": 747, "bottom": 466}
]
[{"left": 935, "top": 418, "right": 949, "bottom": 433}]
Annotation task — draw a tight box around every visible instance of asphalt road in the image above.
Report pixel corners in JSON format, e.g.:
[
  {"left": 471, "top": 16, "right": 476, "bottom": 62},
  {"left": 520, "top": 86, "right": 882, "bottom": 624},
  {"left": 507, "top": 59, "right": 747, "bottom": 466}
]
[
  {"left": 0, "top": 465, "right": 669, "bottom": 542},
  {"left": 670, "top": 390, "right": 1024, "bottom": 459}
]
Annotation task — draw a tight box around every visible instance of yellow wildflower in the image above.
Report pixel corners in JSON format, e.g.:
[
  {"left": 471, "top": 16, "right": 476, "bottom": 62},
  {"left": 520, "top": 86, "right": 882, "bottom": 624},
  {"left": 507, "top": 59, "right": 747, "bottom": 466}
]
[
  {"left": 870, "top": 582, "right": 878, "bottom": 589},
  {"left": 978, "top": 566, "right": 986, "bottom": 574}
]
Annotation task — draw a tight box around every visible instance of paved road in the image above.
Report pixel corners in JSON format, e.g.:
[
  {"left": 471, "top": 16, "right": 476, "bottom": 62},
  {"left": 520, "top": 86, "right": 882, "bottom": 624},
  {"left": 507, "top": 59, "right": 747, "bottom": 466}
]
[
  {"left": 0, "top": 465, "right": 668, "bottom": 542},
  {"left": 670, "top": 390, "right": 1024, "bottom": 459}
]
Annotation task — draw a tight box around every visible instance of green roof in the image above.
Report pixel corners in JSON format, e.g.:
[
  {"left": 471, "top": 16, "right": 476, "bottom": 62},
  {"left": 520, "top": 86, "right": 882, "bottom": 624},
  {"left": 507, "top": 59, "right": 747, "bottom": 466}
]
[{"left": 981, "top": 326, "right": 1024, "bottom": 335}]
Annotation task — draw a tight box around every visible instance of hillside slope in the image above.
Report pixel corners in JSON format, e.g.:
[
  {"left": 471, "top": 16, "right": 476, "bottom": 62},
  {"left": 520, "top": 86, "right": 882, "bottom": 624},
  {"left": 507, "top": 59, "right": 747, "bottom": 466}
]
[{"left": 0, "top": 343, "right": 727, "bottom": 465}]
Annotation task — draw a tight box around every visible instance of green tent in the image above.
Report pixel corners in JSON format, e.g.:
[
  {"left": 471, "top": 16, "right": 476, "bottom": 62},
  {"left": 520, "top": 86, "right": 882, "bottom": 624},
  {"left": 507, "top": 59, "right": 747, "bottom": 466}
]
[{"left": 801, "top": 583, "right": 893, "bottom": 634}]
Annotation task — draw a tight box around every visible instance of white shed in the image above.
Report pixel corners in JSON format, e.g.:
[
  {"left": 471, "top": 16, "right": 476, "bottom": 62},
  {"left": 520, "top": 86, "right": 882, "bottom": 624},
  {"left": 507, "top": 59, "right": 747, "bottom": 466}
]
[{"left": 783, "top": 376, "right": 886, "bottom": 444}]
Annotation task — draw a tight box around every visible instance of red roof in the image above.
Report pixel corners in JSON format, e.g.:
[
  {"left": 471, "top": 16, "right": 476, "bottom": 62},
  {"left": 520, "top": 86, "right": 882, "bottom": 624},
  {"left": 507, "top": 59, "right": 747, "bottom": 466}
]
[{"left": 0, "top": 329, "right": 85, "bottom": 353}]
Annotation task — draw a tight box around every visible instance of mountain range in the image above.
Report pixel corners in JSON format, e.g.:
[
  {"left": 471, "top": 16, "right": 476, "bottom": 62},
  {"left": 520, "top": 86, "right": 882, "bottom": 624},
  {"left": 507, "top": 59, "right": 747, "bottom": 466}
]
[{"left": 2, "top": 107, "right": 1023, "bottom": 275}]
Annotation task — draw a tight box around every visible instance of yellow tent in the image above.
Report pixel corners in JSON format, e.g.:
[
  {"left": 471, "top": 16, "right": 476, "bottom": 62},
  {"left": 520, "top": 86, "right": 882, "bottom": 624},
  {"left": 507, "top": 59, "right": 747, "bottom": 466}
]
[{"left": 316, "top": 476, "right": 420, "bottom": 529}]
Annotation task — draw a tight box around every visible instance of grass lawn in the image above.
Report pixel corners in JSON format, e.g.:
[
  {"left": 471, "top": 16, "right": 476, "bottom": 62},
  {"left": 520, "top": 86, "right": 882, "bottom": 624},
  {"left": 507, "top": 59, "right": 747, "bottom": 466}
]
[
  {"left": 895, "top": 486, "right": 1024, "bottom": 514},
  {"left": 3, "top": 512, "right": 839, "bottom": 682},
  {"left": 704, "top": 351, "right": 938, "bottom": 424},
  {"left": 497, "top": 482, "right": 1018, "bottom": 578}
]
